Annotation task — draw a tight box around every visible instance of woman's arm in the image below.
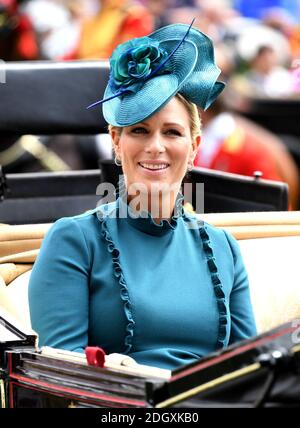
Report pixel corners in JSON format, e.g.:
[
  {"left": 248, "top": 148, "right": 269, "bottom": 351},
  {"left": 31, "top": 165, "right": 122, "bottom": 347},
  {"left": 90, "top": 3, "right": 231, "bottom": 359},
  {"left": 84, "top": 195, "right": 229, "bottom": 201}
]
[
  {"left": 223, "top": 230, "right": 257, "bottom": 344},
  {"left": 28, "top": 217, "right": 90, "bottom": 353}
]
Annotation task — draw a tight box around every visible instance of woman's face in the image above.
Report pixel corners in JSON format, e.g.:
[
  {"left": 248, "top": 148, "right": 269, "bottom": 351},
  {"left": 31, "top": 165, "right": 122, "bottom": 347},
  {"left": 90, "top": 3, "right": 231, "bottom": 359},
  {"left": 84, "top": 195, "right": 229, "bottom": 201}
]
[{"left": 111, "top": 97, "right": 200, "bottom": 197}]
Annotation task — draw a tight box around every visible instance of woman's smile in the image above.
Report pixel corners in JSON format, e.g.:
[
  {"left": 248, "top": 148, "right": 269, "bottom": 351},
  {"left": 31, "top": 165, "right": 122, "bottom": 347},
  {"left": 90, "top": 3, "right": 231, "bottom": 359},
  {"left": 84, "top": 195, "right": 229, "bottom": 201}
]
[{"left": 138, "top": 160, "right": 170, "bottom": 176}]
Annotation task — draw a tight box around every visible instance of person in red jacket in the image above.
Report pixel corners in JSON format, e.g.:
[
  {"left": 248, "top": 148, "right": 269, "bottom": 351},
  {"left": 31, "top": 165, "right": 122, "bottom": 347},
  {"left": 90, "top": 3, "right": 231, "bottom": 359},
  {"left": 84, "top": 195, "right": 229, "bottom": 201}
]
[{"left": 194, "top": 99, "right": 299, "bottom": 209}]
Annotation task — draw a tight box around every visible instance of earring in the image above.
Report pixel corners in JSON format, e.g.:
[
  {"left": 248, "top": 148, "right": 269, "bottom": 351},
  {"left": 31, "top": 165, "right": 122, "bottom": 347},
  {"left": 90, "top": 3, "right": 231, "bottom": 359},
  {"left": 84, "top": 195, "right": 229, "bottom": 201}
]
[
  {"left": 114, "top": 156, "right": 122, "bottom": 167},
  {"left": 187, "top": 162, "right": 193, "bottom": 172}
]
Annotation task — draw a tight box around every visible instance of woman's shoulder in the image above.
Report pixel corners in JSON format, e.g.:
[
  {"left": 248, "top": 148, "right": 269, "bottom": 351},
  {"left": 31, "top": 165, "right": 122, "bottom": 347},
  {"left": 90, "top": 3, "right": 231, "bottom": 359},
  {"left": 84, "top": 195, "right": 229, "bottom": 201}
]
[
  {"left": 201, "top": 219, "right": 242, "bottom": 262},
  {"left": 183, "top": 210, "right": 229, "bottom": 240},
  {"left": 184, "top": 210, "right": 240, "bottom": 257},
  {"left": 203, "top": 221, "right": 234, "bottom": 243},
  {"left": 46, "top": 201, "right": 118, "bottom": 240}
]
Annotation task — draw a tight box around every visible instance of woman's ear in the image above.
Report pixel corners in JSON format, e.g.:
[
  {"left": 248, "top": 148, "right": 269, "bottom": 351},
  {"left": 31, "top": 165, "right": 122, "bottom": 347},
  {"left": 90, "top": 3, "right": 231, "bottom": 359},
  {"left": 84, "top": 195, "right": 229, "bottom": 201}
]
[
  {"left": 190, "top": 135, "right": 201, "bottom": 163},
  {"left": 110, "top": 128, "right": 121, "bottom": 159}
]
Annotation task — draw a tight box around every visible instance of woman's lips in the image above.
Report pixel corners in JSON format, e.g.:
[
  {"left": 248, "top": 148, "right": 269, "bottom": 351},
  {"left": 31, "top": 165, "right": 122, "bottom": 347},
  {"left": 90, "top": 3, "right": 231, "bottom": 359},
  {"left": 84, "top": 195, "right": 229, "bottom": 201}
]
[{"left": 138, "top": 162, "right": 170, "bottom": 175}]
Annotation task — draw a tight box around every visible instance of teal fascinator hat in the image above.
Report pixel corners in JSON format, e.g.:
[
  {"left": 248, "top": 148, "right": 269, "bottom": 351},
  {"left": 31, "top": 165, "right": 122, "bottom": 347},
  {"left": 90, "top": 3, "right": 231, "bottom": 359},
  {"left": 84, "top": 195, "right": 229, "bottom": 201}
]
[{"left": 87, "top": 20, "right": 225, "bottom": 127}]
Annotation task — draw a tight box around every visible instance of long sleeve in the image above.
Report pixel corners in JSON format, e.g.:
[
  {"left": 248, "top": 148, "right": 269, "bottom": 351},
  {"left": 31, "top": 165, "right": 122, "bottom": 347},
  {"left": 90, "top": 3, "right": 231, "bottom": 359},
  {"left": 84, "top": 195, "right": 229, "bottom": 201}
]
[
  {"left": 223, "top": 230, "right": 257, "bottom": 344},
  {"left": 28, "top": 217, "right": 91, "bottom": 353}
]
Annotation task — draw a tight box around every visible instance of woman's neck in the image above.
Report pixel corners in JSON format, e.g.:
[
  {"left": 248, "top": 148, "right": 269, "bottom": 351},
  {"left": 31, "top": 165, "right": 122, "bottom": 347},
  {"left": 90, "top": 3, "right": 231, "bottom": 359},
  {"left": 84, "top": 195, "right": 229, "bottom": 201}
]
[{"left": 127, "top": 188, "right": 180, "bottom": 224}]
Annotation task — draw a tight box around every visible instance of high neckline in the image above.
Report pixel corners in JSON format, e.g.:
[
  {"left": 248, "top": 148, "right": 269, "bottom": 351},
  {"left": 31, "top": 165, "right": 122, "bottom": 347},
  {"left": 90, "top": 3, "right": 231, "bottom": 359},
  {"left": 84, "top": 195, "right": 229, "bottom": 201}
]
[{"left": 118, "top": 193, "right": 185, "bottom": 237}]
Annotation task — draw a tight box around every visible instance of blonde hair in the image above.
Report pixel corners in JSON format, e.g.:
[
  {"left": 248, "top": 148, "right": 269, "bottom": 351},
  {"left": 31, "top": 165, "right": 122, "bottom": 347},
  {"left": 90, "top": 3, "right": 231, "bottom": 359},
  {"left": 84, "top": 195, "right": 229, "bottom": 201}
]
[
  {"left": 175, "top": 93, "right": 201, "bottom": 140},
  {"left": 108, "top": 93, "right": 201, "bottom": 140}
]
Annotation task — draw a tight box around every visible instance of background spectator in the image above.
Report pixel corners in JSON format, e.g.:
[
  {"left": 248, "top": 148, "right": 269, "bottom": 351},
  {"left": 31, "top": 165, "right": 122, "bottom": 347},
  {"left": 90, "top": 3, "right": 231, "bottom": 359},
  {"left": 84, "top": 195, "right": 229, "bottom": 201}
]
[
  {"left": 194, "top": 98, "right": 300, "bottom": 209},
  {"left": 76, "top": 0, "right": 154, "bottom": 59},
  {"left": 235, "top": 45, "right": 294, "bottom": 97},
  {"left": 0, "top": 0, "right": 38, "bottom": 60},
  {"left": 23, "top": 0, "right": 82, "bottom": 60}
]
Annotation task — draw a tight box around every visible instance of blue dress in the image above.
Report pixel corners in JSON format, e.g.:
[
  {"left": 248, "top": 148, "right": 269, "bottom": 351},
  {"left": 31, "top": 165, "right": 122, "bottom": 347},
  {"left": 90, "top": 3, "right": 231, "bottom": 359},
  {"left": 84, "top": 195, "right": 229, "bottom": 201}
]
[{"left": 29, "top": 196, "right": 257, "bottom": 370}]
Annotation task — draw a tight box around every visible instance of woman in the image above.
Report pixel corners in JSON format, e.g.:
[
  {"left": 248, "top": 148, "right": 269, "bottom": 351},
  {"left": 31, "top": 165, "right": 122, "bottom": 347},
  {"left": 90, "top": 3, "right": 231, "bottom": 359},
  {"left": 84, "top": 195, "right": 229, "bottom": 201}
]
[{"left": 29, "top": 22, "right": 257, "bottom": 370}]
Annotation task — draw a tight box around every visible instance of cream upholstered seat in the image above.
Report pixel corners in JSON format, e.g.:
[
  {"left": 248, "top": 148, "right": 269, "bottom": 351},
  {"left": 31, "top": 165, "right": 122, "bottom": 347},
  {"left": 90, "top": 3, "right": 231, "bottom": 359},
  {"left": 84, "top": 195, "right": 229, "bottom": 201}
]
[
  {"left": 0, "top": 271, "right": 32, "bottom": 329},
  {"left": 201, "top": 211, "right": 300, "bottom": 333},
  {"left": 1, "top": 212, "right": 300, "bottom": 335},
  {"left": 239, "top": 236, "right": 300, "bottom": 332},
  {"left": 0, "top": 223, "right": 51, "bottom": 330}
]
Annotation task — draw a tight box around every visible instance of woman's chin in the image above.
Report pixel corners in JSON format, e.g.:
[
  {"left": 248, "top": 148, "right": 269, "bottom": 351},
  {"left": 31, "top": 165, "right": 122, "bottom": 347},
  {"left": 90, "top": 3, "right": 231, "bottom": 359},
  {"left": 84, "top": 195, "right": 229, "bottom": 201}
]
[{"left": 128, "top": 181, "right": 182, "bottom": 202}]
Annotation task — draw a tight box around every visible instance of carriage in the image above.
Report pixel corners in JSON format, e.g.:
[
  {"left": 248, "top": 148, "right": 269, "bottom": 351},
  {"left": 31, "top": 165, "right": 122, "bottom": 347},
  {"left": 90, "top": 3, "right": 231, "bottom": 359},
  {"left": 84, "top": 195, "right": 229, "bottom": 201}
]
[{"left": 1, "top": 60, "right": 300, "bottom": 408}]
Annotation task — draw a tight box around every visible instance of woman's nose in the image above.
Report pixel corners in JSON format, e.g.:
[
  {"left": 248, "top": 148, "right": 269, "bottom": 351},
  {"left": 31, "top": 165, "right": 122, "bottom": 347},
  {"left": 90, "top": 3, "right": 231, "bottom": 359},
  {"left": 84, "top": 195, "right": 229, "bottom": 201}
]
[{"left": 144, "top": 132, "right": 166, "bottom": 154}]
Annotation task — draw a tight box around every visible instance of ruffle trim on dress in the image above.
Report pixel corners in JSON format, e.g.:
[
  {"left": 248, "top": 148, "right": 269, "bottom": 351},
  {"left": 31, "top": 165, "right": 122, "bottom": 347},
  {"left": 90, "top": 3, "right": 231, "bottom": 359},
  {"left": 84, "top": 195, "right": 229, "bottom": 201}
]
[
  {"left": 118, "top": 181, "right": 186, "bottom": 235},
  {"left": 200, "top": 225, "right": 227, "bottom": 349},
  {"left": 150, "top": 191, "right": 185, "bottom": 230},
  {"left": 128, "top": 191, "right": 185, "bottom": 233},
  {"left": 96, "top": 207, "right": 135, "bottom": 354}
]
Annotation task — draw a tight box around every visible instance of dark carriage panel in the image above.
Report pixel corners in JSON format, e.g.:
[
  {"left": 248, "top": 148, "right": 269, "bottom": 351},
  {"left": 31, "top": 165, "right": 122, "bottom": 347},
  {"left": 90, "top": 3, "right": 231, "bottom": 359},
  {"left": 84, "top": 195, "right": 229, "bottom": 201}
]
[
  {"left": 0, "top": 61, "right": 109, "bottom": 136},
  {"left": 241, "top": 99, "right": 300, "bottom": 140},
  {"left": 0, "top": 170, "right": 102, "bottom": 224},
  {"left": 188, "top": 167, "right": 289, "bottom": 213}
]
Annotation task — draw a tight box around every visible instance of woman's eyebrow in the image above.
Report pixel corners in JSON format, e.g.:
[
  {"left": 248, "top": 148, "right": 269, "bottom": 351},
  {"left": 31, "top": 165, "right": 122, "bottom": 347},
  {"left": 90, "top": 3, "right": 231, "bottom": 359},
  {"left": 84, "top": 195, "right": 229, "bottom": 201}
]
[
  {"left": 163, "top": 122, "right": 185, "bottom": 130},
  {"left": 135, "top": 121, "right": 185, "bottom": 130}
]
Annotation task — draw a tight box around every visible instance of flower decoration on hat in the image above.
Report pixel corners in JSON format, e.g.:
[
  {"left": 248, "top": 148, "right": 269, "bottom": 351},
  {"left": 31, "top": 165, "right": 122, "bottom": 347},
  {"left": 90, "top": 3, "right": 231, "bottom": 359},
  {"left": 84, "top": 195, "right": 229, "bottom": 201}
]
[{"left": 109, "top": 38, "right": 171, "bottom": 94}]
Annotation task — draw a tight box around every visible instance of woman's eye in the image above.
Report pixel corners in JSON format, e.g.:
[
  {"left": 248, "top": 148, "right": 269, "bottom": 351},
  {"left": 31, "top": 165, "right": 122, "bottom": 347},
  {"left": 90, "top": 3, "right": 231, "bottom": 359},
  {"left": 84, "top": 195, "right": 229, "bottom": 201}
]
[
  {"left": 131, "top": 127, "right": 147, "bottom": 134},
  {"left": 165, "top": 129, "right": 182, "bottom": 136}
]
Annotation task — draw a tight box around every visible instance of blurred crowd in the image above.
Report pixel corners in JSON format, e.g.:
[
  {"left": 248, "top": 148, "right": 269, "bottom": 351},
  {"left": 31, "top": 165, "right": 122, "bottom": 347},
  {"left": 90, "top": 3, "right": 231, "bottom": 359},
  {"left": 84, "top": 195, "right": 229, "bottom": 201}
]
[
  {"left": 1, "top": 0, "right": 300, "bottom": 208},
  {"left": 1, "top": 0, "right": 300, "bottom": 95}
]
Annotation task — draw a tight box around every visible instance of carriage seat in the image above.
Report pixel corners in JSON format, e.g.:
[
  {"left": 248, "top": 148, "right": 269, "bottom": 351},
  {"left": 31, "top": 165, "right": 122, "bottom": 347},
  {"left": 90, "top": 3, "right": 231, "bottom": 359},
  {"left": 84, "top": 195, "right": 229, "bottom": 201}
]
[{"left": 1, "top": 212, "right": 300, "bottom": 336}]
